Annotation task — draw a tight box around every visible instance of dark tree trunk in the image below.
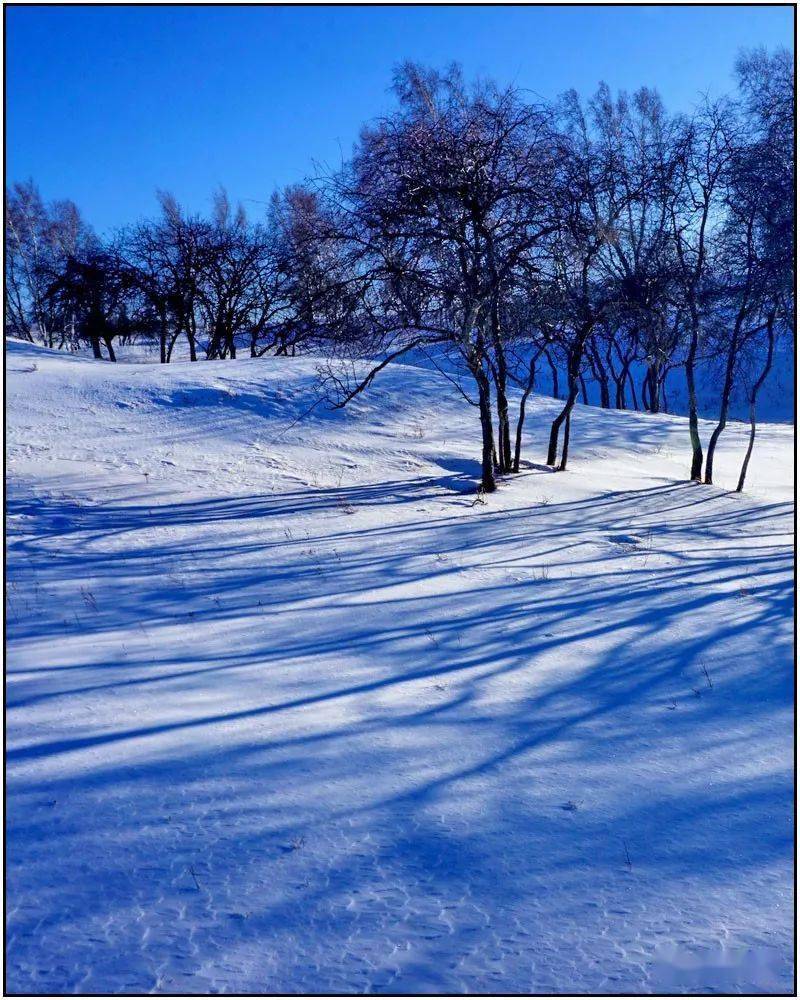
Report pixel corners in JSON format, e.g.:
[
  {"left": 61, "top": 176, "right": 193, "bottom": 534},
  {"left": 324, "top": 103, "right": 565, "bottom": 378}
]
[
  {"left": 489, "top": 305, "right": 512, "bottom": 474},
  {"left": 704, "top": 406, "right": 728, "bottom": 486},
  {"left": 559, "top": 407, "right": 572, "bottom": 471},
  {"left": 628, "top": 369, "right": 639, "bottom": 410},
  {"left": 493, "top": 370, "right": 512, "bottom": 474},
  {"left": 614, "top": 373, "right": 627, "bottom": 409},
  {"left": 685, "top": 323, "right": 703, "bottom": 481},
  {"left": 579, "top": 374, "right": 589, "bottom": 405},
  {"left": 103, "top": 336, "right": 117, "bottom": 363},
  {"left": 475, "top": 364, "right": 497, "bottom": 493},
  {"left": 547, "top": 399, "right": 568, "bottom": 466},
  {"left": 513, "top": 358, "right": 536, "bottom": 473},
  {"left": 646, "top": 364, "right": 661, "bottom": 414},
  {"left": 546, "top": 332, "right": 587, "bottom": 468},
  {"left": 207, "top": 328, "right": 222, "bottom": 360},
  {"left": 598, "top": 372, "right": 610, "bottom": 409},
  {"left": 589, "top": 342, "right": 610, "bottom": 408},
  {"left": 90, "top": 335, "right": 103, "bottom": 359},
  {"left": 548, "top": 376, "right": 580, "bottom": 468},
  {"left": 544, "top": 349, "right": 559, "bottom": 398},
  {"left": 737, "top": 313, "right": 776, "bottom": 493},
  {"left": 498, "top": 404, "right": 512, "bottom": 472},
  {"left": 547, "top": 372, "right": 580, "bottom": 466},
  {"left": 166, "top": 330, "right": 181, "bottom": 363},
  {"left": 704, "top": 323, "right": 742, "bottom": 485}
]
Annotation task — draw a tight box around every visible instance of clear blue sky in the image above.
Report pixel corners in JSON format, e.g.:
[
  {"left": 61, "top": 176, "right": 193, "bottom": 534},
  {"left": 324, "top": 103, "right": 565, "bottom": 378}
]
[{"left": 6, "top": 4, "right": 794, "bottom": 234}]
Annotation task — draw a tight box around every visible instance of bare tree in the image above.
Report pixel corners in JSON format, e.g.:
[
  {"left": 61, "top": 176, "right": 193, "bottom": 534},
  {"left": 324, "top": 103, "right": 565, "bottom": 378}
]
[
  {"left": 5, "top": 181, "right": 91, "bottom": 348},
  {"left": 327, "top": 63, "right": 558, "bottom": 491},
  {"left": 668, "top": 100, "right": 732, "bottom": 480},
  {"left": 732, "top": 47, "right": 794, "bottom": 491},
  {"left": 544, "top": 88, "right": 622, "bottom": 469},
  {"left": 46, "top": 243, "right": 140, "bottom": 361}
]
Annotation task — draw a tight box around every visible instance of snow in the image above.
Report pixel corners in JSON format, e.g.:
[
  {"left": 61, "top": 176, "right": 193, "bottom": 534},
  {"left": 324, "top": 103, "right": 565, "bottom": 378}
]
[{"left": 6, "top": 338, "right": 794, "bottom": 994}]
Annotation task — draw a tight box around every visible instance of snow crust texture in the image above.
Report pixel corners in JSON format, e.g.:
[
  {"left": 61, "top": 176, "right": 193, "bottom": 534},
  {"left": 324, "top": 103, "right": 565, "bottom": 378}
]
[{"left": 6, "top": 340, "right": 794, "bottom": 994}]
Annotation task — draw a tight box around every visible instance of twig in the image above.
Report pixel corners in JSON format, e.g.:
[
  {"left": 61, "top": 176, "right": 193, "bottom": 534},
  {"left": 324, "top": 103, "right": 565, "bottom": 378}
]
[{"left": 328, "top": 338, "right": 438, "bottom": 409}]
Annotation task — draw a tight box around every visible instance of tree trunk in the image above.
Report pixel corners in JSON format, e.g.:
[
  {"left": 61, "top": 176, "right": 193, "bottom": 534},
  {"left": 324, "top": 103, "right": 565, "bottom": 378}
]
[
  {"left": 489, "top": 305, "right": 512, "bottom": 474},
  {"left": 559, "top": 407, "right": 572, "bottom": 471},
  {"left": 614, "top": 373, "right": 627, "bottom": 409},
  {"left": 513, "top": 358, "right": 536, "bottom": 473},
  {"left": 90, "top": 335, "right": 103, "bottom": 360},
  {"left": 493, "top": 369, "right": 512, "bottom": 474},
  {"left": 104, "top": 336, "right": 117, "bottom": 363},
  {"left": 646, "top": 364, "right": 661, "bottom": 414},
  {"left": 628, "top": 369, "right": 639, "bottom": 410},
  {"left": 737, "top": 313, "right": 776, "bottom": 492},
  {"left": 166, "top": 329, "right": 181, "bottom": 363},
  {"left": 613, "top": 354, "right": 631, "bottom": 409},
  {"left": 544, "top": 349, "right": 559, "bottom": 398},
  {"left": 703, "top": 370, "right": 733, "bottom": 486},
  {"left": 547, "top": 396, "right": 569, "bottom": 466},
  {"left": 589, "top": 341, "right": 610, "bottom": 408},
  {"left": 685, "top": 324, "right": 703, "bottom": 481},
  {"left": 598, "top": 371, "right": 610, "bottom": 409},
  {"left": 475, "top": 364, "right": 497, "bottom": 493},
  {"left": 547, "top": 374, "right": 579, "bottom": 466},
  {"left": 547, "top": 334, "right": 587, "bottom": 467},
  {"left": 704, "top": 407, "right": 727, "bottom": 486},
  {"left": 704, "top": 330, "right": 740, "bottom": 485}
]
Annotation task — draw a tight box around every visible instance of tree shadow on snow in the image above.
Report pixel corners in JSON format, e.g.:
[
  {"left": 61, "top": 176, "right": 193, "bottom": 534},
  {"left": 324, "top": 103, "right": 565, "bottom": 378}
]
[{"left": 4, "top": 475, "right": 795, "bottom": 992}]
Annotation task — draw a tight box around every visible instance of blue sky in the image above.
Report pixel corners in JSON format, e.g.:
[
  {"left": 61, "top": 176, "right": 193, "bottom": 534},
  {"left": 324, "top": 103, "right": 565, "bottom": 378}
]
[{"left": 6, "top": 4, "right": 794, "bottom": 233}]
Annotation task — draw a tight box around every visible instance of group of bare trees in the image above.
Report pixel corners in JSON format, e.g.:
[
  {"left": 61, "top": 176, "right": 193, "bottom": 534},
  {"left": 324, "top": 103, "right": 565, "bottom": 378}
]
[
  {"left": 5, "top": 183, "right": 346, "bottom": 365},
  {"left": 5, "top": 48, "right": 793, "bottom": 493}
]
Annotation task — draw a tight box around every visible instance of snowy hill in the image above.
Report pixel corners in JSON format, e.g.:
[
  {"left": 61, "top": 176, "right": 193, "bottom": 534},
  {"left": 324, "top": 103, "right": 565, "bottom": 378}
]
[{"left": 6, "top": 339, "right": 794, "bottom": 993}]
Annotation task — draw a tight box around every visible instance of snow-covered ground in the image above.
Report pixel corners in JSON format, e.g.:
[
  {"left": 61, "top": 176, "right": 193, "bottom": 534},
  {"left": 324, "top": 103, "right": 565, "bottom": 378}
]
[{"left": 6, "top": 338, "right": 794, "bottom": 994}]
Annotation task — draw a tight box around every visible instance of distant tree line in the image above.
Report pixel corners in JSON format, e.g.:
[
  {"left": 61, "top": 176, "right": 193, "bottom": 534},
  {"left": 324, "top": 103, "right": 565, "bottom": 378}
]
[{"left": 5, "top": 48, "right": 793, "bottom": 492}]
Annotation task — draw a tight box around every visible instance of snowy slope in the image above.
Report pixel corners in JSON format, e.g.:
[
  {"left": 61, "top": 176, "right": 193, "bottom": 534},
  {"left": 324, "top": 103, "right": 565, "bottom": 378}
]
[{"left": 6, "top": 339, "right": 794, "bottom": 994}]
